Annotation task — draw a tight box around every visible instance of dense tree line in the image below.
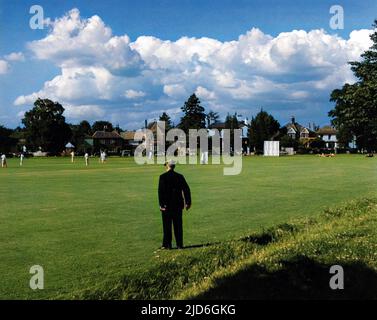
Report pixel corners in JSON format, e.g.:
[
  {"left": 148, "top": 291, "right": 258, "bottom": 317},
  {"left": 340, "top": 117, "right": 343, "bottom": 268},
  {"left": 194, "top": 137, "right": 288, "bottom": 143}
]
[{"left": 0, "top": 95, "right": 329, "bottom": 155}]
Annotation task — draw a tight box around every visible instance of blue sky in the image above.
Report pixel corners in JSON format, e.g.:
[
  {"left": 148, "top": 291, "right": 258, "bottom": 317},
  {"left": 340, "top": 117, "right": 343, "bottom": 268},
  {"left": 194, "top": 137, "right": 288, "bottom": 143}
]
[{"left": 0, "top": 0, "right": 376, "bottom": 129}]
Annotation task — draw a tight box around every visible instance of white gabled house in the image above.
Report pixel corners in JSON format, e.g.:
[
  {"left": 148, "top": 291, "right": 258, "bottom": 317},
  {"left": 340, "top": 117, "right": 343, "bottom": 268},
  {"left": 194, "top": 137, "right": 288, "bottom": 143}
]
[
  {"left": 285, "top": 117, "right": 314, "bottom": 140},
  {"left": 316, "top": 126, "right": 338, "bottom": 149},
  {"left": 316, "top": 125, "right": 357, "bottom": 150}
]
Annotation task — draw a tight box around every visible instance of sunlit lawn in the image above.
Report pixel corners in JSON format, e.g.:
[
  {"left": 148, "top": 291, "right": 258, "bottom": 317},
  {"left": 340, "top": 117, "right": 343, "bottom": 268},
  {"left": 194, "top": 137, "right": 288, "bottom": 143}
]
[{"left": 0, "top": 154, "right": 376, "bottom": 299}]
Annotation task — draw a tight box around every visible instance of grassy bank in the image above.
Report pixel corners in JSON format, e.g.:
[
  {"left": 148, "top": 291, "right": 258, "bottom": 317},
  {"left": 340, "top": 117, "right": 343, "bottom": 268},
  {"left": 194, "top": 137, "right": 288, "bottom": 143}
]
[{"left": 78, "top": 197, "right": 377, "bottom": 300}]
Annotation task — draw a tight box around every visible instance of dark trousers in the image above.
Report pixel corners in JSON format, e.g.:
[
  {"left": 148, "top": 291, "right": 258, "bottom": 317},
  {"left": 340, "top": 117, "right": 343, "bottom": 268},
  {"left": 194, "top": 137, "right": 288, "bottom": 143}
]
[{"left": 162, "top": 211, "right": 183, "bottom": 248}]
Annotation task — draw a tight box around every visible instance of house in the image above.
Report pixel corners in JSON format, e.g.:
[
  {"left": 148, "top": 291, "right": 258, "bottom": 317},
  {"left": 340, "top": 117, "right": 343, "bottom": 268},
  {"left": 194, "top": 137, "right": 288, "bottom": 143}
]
[
  {"left": 92, "top": 130, "right": 124, "bottom": 154},
  {"left": 316, "top": 126, "right": 338, "bottom": 149},
  {"left": 208, "top": 121, "right": 226, "bottom": 138},
  {"left": 120, "top": 131, "right": 138, "bottom": 155},
  {"left": 119, "top": 121, "right": 168, "bottom": 156},
  {"left": 282, "top": 116, "right": 317, "bottom": 150},
  {"left": 285, "top": 116, "right": 315, "bottom": 140}
]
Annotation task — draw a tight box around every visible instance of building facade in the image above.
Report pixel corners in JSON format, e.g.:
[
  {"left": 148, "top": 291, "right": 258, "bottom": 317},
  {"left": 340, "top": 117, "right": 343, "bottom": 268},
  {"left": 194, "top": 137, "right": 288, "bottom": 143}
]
[{"left": 92, "top": 130, "right": 124, "bottom": 154}]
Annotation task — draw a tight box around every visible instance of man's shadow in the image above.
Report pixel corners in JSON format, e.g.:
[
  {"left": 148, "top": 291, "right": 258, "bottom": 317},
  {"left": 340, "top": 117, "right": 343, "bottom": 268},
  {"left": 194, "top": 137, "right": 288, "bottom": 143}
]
[
  {"left": 179, "top": 229, "right": 288, "bottom": 249},
  {"left": 193, "top": 255, "right": 377, "bottom": 300}
]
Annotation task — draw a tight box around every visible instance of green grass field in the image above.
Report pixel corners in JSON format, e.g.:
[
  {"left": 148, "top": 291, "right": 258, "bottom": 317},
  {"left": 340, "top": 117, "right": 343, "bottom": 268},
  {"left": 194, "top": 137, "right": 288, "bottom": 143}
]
[{"left": 0, "top": 155, "right": 376, "bottom": 299}]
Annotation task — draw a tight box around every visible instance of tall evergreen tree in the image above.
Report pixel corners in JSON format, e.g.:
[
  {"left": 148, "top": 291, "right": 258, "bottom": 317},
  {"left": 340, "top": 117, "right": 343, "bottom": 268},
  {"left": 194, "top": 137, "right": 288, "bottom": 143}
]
[
  {"left": 179, "top": 94, "right": 206, "bottom": 133},
  {"left": 206, "top": 110, "right": 220, "bottom": 128},
  {"left": 225, "top": 113, "right": 240, "bottom": 151},
  {"left": 159, "top": 112, "right": 173, "bottom": 131},
  {"left": 224, "top": 113, "right": 239, "bottom": 130},
  {"left": 249, "top": 109, "right": 280, "bottom": 154}
]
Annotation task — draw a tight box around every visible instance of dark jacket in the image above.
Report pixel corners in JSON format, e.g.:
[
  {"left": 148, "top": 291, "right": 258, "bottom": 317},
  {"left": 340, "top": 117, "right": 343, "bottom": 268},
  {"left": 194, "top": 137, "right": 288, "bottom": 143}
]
[{"left": 158, "top": 170, "right": 191, "bottom": 212}]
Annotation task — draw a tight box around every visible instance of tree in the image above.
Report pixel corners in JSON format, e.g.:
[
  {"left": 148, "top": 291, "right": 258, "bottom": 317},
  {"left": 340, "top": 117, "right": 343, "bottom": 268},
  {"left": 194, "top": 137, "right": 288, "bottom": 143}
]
[
  {"left": 159, "top": 112, "right": 173, "bottom": 131},
  {"left": 225, "top": 113, "right": 239, "bottom": 130},
  {"left": 329, "top": 20, "right": 377, "bottom": 152},
  {"left": 178, "top": 94, "right": 206, "bottom": 133},
  {"left": 279, "top": 134, "right": 299, "bottom": 150},
  {"left": 70, "top": 120, "right": 92, "bottom": 152},
  {"left": 92, "top": 121, "right": 113, "bottom": 133},
  {"left": 309, "top": 137, "right": 326, "bottom": 150},
  {"left": 225, "top": 113, "right": 240, "bottom": 151},
  {"left": 0, "top": 125, "right": 17, "bottom": 153},
  {"left": 79, "top": 120, "right": 92, "bottom": 135},
  {"left": 22, "top": 98, "right": 72, "bottom": 154},
  {"left": 114, "top": 124, "right": 123, "bottom": 134},
  {"left": 206, "top": 110, "right": 220, "bottom": 128},
  {"left": 249, "top": 109, "right": 280, "bottom": 154}
]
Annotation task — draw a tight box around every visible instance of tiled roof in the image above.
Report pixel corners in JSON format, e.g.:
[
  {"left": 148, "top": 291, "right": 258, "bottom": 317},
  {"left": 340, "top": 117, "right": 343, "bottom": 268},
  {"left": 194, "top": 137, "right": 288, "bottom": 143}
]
[
  {"left": 209, "top": 122, "right": 226, "bottom": 129},
  {"left": 285, "top": 121, "right": 314, "bottom": 134},
  {"left": 92, "top": 131, "right": 122, "bottom": 139},
  {"left": 120, "top": 131, "right": 136, "bottom": 140},
  {"left": 317, "top": 126, "right": 337, "bottom": 135}
]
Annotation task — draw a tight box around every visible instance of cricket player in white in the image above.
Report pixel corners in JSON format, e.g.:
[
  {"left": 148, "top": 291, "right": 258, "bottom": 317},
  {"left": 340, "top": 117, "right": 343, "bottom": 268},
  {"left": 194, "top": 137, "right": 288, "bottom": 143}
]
[
  {"left": 20, "top": 153, "right": 24, "bottom": 166},
  {"left": 100, "top": 151, "right": 106, "bottom": 164},
  {"left": 84, "top": 153, "right": 89, "bottom": 166},
  {"left": 200, "top": 151, "right": 208, "bottom": 164},
  {"left": 1, "top": 154, "right": 7, "bottom": 168},
  {"left": 71, "top": 151, "right": 75, "bottom": 163}
]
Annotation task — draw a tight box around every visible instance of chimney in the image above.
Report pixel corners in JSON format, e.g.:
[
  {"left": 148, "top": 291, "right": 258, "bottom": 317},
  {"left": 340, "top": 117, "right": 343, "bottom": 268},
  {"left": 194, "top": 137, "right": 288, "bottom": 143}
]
[
  {"left": 291, "top": 116, "right": 295, "bottom": 124},
  {"left": 144, "top": 119, "right": 147, "bottom": 129}
]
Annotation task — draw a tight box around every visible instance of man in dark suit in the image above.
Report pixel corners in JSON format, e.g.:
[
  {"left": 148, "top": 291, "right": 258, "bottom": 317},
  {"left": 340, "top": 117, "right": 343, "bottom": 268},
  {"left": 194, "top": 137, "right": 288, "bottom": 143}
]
[{"left": 158, "top": 160, "right": 191, "bottom": 249}]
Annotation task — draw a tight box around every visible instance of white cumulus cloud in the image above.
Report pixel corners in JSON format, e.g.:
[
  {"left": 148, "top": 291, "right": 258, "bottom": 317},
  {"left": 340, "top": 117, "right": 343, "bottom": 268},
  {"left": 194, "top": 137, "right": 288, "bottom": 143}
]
[
  {"left": 0, "top": 60, "right": 9, "bottom": 74},
  {"left": 124, "top": 89, "right": 146, "bottom": 99},
  {"left": 14, "top": 8, "right": 375, "bottom": 128},
  {"left": 4, "top": 52, "right": 25, "bottom": 62}
]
